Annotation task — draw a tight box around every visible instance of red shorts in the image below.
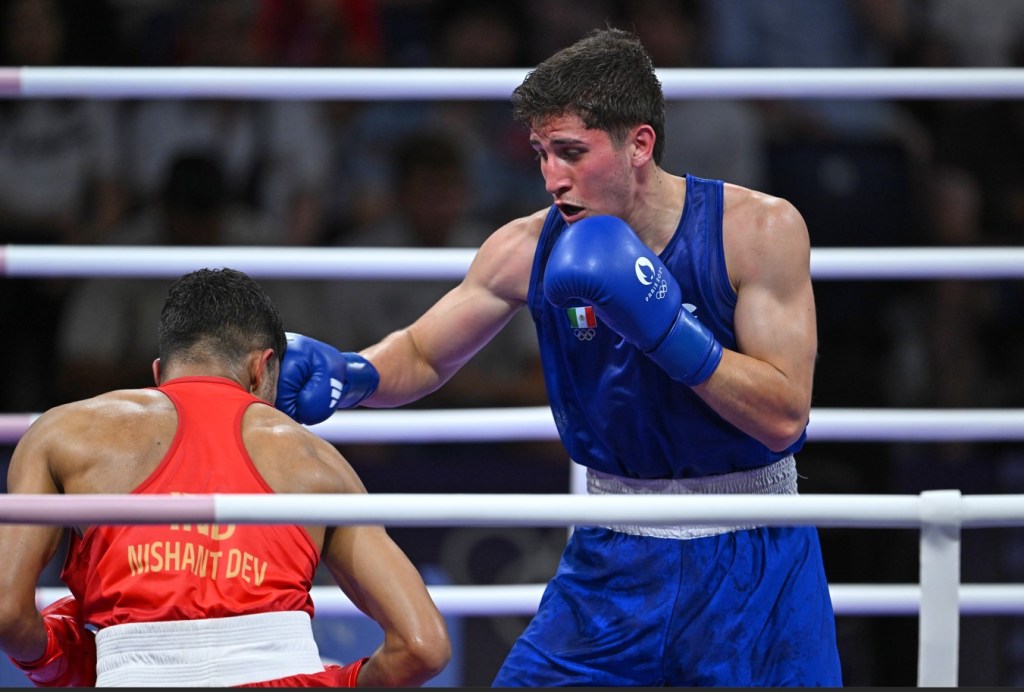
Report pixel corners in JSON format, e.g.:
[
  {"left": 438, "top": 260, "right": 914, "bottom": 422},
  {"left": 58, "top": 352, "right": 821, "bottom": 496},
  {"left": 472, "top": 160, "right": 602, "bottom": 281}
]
[{"left": 236, "top": 659, "right": 367, "bottom": 688}]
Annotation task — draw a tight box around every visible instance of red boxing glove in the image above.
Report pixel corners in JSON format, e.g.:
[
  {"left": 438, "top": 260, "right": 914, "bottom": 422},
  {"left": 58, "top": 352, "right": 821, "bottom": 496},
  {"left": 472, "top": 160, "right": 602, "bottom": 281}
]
[{"left": 9, "top": 595, "right": 97, "bottom": 687}]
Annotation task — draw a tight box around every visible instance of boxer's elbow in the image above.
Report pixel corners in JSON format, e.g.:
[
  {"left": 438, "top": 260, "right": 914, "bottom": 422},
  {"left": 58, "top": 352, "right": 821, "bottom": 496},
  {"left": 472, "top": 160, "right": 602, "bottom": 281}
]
[
  {"left": 384, "top": 642, "right": 450, "bottom": 687},
  {"left": 376, "top": 613, "right": 451, "bottom": 686},
  {"left": 404, "top": 623, "right": 452, "bottom": 683},
  {"left": 761, "top": 406, "right": 809, "bottom": 452}
]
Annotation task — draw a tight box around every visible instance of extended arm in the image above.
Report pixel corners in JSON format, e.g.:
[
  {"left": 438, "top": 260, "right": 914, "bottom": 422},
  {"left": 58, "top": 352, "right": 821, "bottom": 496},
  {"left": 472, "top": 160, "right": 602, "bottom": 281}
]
[
  {"left": 277, "top": 214, "right": 541, "bottom": 422},
  {"left": 360, "top": 216, "right": 538, "bottom": 408}
]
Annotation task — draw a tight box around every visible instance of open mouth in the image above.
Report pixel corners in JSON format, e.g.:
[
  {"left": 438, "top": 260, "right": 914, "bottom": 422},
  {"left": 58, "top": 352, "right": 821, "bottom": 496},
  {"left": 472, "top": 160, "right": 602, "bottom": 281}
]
[{"left": 558, "top": 203, "right": 584, "bottom": 221}]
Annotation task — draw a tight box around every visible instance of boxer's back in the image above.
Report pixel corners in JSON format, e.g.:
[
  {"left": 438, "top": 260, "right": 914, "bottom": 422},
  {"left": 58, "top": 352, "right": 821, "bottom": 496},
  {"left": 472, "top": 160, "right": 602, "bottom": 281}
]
[
  {"left": 60, "top": 377, "right": 320, "bottom": 629},
  {"left": 39, "top": 385, "right": 325, "bottom": 497}
]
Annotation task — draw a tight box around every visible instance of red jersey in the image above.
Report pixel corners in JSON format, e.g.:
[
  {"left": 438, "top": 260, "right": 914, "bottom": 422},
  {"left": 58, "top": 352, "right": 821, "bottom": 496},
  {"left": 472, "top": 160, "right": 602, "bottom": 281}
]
[{"left": 61, "top": 377, "right": 320, "bottom": 628}]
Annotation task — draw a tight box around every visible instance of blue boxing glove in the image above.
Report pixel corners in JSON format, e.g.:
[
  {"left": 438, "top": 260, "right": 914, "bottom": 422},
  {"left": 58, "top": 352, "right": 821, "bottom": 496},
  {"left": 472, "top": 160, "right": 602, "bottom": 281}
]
[
  {"left": 544, "top": 215, "right": 723, "bottom": 386},
  {"left": 276, "top": 332, "right": 380, "bottom": 425}
]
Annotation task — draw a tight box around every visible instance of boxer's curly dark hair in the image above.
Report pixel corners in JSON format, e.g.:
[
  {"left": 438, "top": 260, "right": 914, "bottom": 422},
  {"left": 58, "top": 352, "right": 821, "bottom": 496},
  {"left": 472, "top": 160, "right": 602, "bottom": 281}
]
[
  {"left": 511, "top": 27, "right": 666, "bottom": 165},
  {"left": 159, "top": 267, "right": 286, "bottom": 368}
]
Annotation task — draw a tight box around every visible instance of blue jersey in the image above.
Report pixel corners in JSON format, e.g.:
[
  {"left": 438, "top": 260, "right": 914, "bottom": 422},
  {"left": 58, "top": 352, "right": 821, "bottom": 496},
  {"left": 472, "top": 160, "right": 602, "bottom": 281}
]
[{"left": 527, "top": 174, "right": 806, "bottom": 479}]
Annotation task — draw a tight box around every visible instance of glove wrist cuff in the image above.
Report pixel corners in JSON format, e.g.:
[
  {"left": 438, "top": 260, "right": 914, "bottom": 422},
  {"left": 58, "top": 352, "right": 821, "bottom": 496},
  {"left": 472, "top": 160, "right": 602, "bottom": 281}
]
[
  {"left": 337, "top": 656, "right": 369, "bottom": 686},
  {"left": 646, "top": 307, "right": 723, "bottom": 386},
  {"left": 337, "top": 354, "right": 380, "bottom": 409}
]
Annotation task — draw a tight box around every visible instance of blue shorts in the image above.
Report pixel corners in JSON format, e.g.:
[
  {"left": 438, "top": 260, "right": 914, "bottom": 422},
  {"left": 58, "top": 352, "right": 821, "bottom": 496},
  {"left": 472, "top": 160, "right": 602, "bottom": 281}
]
[{"left": 493, "top": 525, "right": 842, "bottom": 687}]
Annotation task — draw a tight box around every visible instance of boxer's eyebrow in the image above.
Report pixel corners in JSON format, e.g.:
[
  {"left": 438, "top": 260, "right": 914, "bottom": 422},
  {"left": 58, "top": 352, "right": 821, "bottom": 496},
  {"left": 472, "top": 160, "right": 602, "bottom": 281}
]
[
  {"left": 531, "top": 135, "right": 585, "bottom": 145},
  {"left": 529, "top": 136, "right": 586, "bottom": 151}
]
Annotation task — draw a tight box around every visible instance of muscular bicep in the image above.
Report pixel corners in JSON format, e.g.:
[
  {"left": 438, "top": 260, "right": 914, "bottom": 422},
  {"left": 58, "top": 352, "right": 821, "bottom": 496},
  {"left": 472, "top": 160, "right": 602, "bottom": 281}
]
[
  {"left": 734, "top": 260, "right": 816, "bottom": 386},
  {"left": 731, "top": 199, "right": 817, "bottom": 401},
  {"left": 0, "top": 415, "right": 66, "bottom": 604},
  {"left": 7, "top": 417, "right": 62, "bottom": 495},
  {"left": 700, "top": 192, "right": 817, "bottom": 451}
]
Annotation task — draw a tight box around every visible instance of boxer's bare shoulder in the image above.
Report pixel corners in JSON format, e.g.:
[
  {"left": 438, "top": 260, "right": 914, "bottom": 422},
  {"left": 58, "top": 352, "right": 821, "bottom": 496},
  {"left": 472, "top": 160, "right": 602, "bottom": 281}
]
[
  {"left": 468, "top": 208, "right": 548, "bottom": 304},
  {"left": 19, "top": 389, "right": 177, "bottom": 494}
]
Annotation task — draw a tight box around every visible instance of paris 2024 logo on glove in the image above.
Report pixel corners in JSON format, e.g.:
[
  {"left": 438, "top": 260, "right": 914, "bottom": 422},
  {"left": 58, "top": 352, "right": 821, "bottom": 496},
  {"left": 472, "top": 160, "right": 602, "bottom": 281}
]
[
  {"left": 635, "top": 256, "right": 670, "bottom": 302},
  {"left": 635, "top": 256, "right": 697, "bottom": 315}
]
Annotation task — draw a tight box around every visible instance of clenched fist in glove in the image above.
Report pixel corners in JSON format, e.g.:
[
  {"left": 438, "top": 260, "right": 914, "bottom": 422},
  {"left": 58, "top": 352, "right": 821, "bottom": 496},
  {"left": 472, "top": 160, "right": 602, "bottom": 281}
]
[
  {"left": 276, "top": 332, "right": 380, "bottom": 425},
  {"left": 544, "top": 215, "right": 723, "bottom": 386},
  {"left": 9, "top": 595, "right": 96, "bottom": 688}
]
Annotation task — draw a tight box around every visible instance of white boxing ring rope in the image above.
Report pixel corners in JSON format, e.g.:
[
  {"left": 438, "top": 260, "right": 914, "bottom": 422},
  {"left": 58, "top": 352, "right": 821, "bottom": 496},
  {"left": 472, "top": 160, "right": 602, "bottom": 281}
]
[
  {"left": 3, "top": 489, "right": 1023, "bottom": 688},
  {"left": 8, "top": 406, "right": 1024, "bottom": 446},
  {"left": 31, "top": 582, "right": 1024, "bottom": 618},
  {"left": 2, "top": 67, "right": 1023, "bottom": 688},
  {"left": 2, "top": 66, "right": 1024, "bottom": 100},
  {"left": 5, "top": 245, "right": 1024, "bottom": 280}
]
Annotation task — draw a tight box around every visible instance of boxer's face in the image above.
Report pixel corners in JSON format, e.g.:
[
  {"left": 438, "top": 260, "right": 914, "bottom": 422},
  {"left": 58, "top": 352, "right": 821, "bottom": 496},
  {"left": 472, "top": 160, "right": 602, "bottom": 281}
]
[{"left": 529, "top": 113, "right": 635, "bottom": 224}]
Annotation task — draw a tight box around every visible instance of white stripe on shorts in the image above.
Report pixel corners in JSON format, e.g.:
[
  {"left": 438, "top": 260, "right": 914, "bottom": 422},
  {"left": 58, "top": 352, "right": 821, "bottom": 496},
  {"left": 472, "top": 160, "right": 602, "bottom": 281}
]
[
  {"left": 95, "top": 610, "right": 325, "bottom": 687},
  {"left": 585, "top": 455, "right": 798, "bottom": 539}
]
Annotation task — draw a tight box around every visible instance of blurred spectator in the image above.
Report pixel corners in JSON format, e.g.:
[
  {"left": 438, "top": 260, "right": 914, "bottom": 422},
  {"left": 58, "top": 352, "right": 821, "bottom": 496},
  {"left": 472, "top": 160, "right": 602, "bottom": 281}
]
[
  {"left": 428, "top": 0, "right": 548, "bottom": 224},
  {"left": 0, "top": 0, "right": 129, "bottom": 413},
  {"left": 323, "top": 129, "right": 545, "bottom": 412},
  {"left": 54, "top": 153, "right": 323, "bottom": 402},
  {"left": 522, "top": 0, "right": 614, "bottom": 65},
  {"left": 105, "top": 0, "right": 192, "bottom": 67},
  {"left": 922, "top": 0, "right": 1024, "bottom": 67},
  {"left": 253, "top": 0, "right": 386, "bottom": 67},
  {"left": 320, "top": 0, "right": 548, "bottom": 238},
  {"left": 0, "top": 0, "right": 127, "bottom": 246},
  {"left": 883, "top": 166, "right": 999, "bottom": 413},
  {"left": 700, "top": 0, "right": 923, "bottom": 143},
  {"left": 314, "top": 100, "right": 379, "bottom": 243},
  {"left": 343, "top": 129, "right": 489, "bottom": 249},
  {"left": 907, "top": 31, "right": 1024, "bottom": 240},
  {"left": 120, "top": 0, "right": 331, "bottom": 245},
  {"left": 124, "top": 98, "right": 331, "bottom": 245},
  {"left": 429, "top": 0, "right": 532, "bottom": 68}
]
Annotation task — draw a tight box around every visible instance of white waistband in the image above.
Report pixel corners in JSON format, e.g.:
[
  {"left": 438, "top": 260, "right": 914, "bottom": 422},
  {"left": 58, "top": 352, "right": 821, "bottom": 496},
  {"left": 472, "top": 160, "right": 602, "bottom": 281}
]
[
  {"left": 586, "top": 455, "right": 798, "bottom": 540},
  {"left": 95, "top": 611, "right": 325, "bottom": 687}
]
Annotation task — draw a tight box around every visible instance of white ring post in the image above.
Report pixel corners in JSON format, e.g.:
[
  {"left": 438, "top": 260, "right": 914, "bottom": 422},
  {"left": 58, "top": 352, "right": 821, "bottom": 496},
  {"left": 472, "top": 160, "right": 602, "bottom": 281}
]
[{"left": 917, "top": 489, "right": 963, "bottom": 687}]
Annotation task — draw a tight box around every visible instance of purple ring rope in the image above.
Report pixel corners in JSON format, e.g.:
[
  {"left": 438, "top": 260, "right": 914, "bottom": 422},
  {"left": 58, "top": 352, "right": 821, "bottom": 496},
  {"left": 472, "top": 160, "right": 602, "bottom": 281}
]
[{"left": 0, "top": 494, "right": 215, "bottom": 524}]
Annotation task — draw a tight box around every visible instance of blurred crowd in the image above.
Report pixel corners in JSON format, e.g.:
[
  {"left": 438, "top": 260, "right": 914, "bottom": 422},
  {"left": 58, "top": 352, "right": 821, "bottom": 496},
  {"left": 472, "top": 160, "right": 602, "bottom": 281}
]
[{"left": 1, "top": 0, "right": 1024, "bottom": 685}]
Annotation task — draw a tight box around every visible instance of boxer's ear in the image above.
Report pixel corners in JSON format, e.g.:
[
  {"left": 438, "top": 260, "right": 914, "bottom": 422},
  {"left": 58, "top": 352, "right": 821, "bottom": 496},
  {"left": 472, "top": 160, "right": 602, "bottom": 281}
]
[{"left": 249, "top": 349, "right": 276, "bottom": 400}]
